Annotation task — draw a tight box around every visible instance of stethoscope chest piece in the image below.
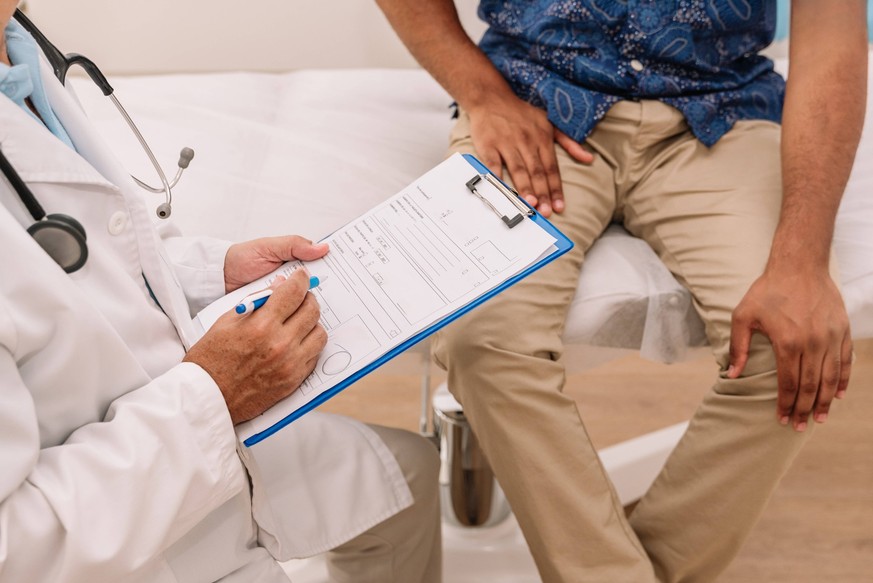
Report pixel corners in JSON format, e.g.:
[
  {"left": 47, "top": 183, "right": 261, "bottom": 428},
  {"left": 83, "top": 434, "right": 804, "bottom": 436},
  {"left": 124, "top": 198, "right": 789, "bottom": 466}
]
[{"left": 27, "top": 213, "right": 88, "bottom": 273}]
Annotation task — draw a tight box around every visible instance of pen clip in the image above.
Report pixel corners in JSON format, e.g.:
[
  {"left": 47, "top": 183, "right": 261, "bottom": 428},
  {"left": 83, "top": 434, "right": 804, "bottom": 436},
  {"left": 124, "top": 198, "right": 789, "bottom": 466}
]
[{"left": 466, "top": 174, "right": 533, "bottom": 228}]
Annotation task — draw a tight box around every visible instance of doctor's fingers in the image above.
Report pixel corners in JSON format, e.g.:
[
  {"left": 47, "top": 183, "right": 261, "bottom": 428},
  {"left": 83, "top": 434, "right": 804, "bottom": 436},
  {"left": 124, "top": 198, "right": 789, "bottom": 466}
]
[
  {"left": 269, "top": 324, "right": 327, "bottom": 395},
  {"left": 278, "top": 236, "right": 329, "bottom": 261},
  {"left": 295, "top": 324, "right": 329, "bottom": 365},
  {"left": 260, "top": 269, "right": 311, "bottom": 321},
  {"left": 278, "top": 293, "right": 323, "bottom": 339}
]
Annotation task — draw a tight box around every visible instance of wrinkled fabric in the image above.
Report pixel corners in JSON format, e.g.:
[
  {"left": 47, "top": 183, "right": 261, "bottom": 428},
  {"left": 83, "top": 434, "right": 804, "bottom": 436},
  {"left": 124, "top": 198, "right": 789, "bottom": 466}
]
[{"left": 478, "top": 0, "right": 784, "bottom": 146}]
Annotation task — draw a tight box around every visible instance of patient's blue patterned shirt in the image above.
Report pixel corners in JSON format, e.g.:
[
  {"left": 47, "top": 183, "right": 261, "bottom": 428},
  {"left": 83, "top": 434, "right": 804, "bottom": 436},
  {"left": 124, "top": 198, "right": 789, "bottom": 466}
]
[{"left": 478, "top": 0, "right": 784, "bottom": 146}]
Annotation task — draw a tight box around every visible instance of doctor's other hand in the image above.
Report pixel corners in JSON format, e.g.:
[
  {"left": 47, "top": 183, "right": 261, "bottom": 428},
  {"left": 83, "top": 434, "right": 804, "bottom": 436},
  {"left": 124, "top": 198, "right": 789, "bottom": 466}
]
[
  {"left": 224, "top": 235, "right": 329, "bottom": 293},
  {"left": 184, "top": 270, "right": 327, "bottom": 425},
  {"left": 467, "top": 93, "right": 593, "bottom": 218}
]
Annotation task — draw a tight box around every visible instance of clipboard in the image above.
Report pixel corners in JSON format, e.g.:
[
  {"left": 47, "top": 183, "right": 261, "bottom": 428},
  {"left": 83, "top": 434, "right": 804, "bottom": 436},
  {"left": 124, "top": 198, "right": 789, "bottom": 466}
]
[{"left": 241, "top": 154, "right": 573, "bottom": 446}]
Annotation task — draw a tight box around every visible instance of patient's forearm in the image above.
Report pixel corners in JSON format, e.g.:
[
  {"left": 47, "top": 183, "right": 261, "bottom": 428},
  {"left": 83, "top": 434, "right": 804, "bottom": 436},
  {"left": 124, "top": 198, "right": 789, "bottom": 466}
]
[
  {"left": 770, "top": 1, "right": 867, "bottom": 272},
  {"left": 375, "top": 0, "right": 515, "bottom": 112}
]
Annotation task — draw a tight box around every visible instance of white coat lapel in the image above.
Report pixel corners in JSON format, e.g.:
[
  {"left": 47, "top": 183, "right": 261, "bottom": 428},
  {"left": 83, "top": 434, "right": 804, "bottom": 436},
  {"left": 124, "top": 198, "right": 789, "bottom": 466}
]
[
  {"left": 39, "top": 59, "right": 136, "bottom": 193},
  {"left": 40, "top": 60, "right": 201, "bottom": 347},
  {"left": 0, "top": 88, "right": 114, "bottom": 191},
  {"left": 0, "top": 88, "right": 118, "bottom": 240}
]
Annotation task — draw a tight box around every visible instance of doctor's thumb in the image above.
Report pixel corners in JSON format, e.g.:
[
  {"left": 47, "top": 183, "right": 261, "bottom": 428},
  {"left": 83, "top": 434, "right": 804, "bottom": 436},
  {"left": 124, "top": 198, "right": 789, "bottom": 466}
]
[{"left": 282, "top": 236, "right": 329, "bottom": 261}]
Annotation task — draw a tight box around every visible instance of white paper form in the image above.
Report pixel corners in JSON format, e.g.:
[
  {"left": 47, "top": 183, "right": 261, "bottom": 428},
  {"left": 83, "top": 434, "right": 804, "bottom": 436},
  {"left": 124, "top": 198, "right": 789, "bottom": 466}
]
[{"left": 194, "top": 153, "right": 557, "bottom": 441}]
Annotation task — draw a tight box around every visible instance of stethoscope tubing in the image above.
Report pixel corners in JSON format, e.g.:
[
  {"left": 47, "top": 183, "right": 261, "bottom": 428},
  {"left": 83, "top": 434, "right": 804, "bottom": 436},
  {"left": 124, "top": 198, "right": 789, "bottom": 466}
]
[
  {"left": 12, "top": 8, "right": 190, "bottom": 219},
  {"left": 1, "top": 10, "right": 197, "bottom": 273},
  {"left": 0, "top": 147, "right": 45, "bottom": 220}
]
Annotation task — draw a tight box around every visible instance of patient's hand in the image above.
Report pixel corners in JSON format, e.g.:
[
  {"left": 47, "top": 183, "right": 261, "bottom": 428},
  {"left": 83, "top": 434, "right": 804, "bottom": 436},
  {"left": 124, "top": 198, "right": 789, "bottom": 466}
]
[
  {"left": 467, "top": 93, "right": 594, "bottom": 218},
  {"left": 185, "top": 270, "right": 327, "bottom": 425},
  {"left": 224, "top": 235, "right": 329, "bottom": 293},
  {"left": 728, "top": 267, "right": 852, "bottom": 432}
]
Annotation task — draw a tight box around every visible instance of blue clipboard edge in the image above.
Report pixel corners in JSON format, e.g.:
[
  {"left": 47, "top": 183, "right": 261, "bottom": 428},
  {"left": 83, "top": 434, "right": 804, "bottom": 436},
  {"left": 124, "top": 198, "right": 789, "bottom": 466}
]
[{"left": 242, "top": 154, "right": 574, "bottom": 446}]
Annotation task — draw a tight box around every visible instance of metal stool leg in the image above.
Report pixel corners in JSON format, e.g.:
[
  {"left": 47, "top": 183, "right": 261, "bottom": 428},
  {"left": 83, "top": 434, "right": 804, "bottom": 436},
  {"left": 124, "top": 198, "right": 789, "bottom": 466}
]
[{"left": 432, "top": 383, "right": 511, "bottom": 528}]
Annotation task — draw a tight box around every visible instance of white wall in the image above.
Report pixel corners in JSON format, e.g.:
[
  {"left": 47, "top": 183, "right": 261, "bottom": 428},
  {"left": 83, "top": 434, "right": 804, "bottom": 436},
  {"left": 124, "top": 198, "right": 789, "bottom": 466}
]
[{"left": 23, "top": 1, "right": 486, "bottom": 74}]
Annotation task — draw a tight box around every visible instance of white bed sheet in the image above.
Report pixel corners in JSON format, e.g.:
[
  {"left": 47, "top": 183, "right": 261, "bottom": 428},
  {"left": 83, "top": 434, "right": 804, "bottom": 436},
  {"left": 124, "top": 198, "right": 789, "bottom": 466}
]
[{"left": 71, "top": 60, "right": 872, "bottom": 368}]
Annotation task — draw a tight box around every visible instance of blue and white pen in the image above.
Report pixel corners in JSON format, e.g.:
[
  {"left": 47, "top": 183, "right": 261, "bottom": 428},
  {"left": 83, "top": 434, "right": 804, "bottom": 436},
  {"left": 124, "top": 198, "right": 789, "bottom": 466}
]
[{"left": 235, "top": 275, "right": 323, "bottom": 315}]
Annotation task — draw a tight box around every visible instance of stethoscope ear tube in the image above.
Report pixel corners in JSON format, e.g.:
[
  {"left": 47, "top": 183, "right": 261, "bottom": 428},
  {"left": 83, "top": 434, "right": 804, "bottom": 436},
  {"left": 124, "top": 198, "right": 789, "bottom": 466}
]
[
  {"left": 13, "top": 9, "right": 113, "bottom": 95},
  {"left": 65, "top": 53, "right": 114, "bottom": 96},
  {"left": 12, "top": 9, "right": 68, "bottom": 81},
  {"left": 13, "top": 8, "right": 192, "bottom": 220}
]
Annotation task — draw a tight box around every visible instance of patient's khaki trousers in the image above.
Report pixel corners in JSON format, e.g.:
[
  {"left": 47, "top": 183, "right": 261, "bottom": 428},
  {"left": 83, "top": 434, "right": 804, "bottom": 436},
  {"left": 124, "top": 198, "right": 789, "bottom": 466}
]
[{"left": 434, "top": 101, "right": 816, "bottom": 583}]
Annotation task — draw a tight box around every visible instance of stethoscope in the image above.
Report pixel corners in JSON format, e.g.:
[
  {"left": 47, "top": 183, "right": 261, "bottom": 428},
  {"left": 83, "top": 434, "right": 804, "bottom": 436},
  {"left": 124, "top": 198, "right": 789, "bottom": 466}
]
[{"left": 0, "top": 9, "right": 195, "bottom": 273}]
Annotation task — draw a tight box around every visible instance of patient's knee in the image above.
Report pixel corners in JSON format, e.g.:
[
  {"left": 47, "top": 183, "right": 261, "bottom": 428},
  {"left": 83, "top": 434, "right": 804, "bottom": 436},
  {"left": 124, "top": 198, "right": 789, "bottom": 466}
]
[
  {"left": 433, "top": 323, "right": 489, "bottom": 371},
  {"left": 433, "top": 317, "right": 558, "bottom": 373}
]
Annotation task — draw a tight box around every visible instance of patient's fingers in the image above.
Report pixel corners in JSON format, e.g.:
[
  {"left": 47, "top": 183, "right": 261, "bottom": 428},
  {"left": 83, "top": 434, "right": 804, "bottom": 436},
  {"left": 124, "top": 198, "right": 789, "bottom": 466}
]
[
  {"left": 774, "top": 343, "right": 801, "bottom": 426},
  {"left": 516, "top": 146, "right": 553, "bottom": 216},
  {"left": 478, "top": 146, "right": 504, "bottom": 182},
  {"left": 813, "top": 347, "right": 842, "bottom": 424},
  {"left": 727, "top": 308, "right": 753, "bottom": 378},
  {"left": 503, "top": 148, "right": 539, "bottom": 213},
  {"left": 555, "top": 129, "right": 594, "bottom": 165},
  {"left": 836, "top": 333, "right": 853, "bottom": 399},
  {"left": 791, "top": 348, "right": 824, "bottom": 431}
]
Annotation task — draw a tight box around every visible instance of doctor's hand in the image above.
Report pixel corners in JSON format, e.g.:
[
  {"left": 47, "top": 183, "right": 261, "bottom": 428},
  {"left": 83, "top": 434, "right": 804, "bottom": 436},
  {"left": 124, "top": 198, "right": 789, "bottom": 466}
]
[
  {"left": 184, "top": 270, "right": 327, "bottom": 425},
  {"left": 224, "top": 236, "right": 329, "bottom": 294},
  {"left": 728, "top": 267, "right": 852, "bottom": 432},
  {"left": 467, "top": 93, "right": 593, "bottom": 218}
]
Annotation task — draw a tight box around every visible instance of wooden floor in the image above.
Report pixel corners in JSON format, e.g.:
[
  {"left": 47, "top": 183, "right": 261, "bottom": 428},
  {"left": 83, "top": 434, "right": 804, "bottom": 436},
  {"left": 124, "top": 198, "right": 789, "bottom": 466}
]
[{"left": 319, "top": 339, "right": 873, "bottom": 582}]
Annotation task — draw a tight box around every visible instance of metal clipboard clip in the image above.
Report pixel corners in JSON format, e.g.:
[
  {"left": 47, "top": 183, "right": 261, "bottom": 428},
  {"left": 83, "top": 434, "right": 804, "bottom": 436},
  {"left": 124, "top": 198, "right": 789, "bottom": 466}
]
[{"left": 465, "top": 173, "right": 534, "bottom": 228}]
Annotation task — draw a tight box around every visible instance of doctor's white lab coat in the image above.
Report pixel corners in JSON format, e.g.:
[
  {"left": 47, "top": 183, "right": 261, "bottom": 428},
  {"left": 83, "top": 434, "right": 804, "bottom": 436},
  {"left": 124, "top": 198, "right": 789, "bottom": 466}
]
[{"left": 0, "top": 58, "right": 412, "bottom": 582}]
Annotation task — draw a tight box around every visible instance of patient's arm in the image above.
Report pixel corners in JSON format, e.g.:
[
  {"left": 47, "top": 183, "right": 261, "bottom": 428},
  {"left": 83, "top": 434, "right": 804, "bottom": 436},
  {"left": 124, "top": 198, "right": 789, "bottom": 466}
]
[
  {"left": 375, "top": 0, "right": 592, "bottom": 218},
  {"left": 729, "top": 0, "right": 868, "bottom": 430}
]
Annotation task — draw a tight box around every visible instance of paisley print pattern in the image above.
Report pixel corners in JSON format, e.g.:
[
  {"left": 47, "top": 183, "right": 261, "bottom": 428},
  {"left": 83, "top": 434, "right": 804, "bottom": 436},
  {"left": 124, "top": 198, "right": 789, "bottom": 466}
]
[{"left": 478, "top": 0, "right": 783, "bottom": 146}]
